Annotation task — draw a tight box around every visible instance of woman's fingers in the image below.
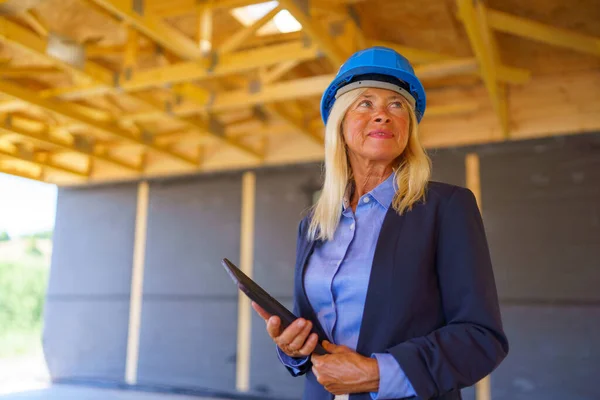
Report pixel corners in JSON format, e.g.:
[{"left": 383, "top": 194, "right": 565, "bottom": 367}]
[
  {"left": 266, "top": 316, "right": 281, "bottom": 339},
  {"left": 251, "top": 302, "right": 271, "bottom": 321},
  {"left": 286, "top": 320, "right": 313, "bottom": 352},
  {"left": 257, "top": 312, "right": 318, "bottom": 357},
  {"left": 297, "top": 333, "right": 318, "bottom": 356}
]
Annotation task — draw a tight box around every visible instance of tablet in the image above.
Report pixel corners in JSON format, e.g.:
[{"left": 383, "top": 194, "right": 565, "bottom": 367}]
[{"left": 221, "top": 258, "right": 328, "bottom": 355}]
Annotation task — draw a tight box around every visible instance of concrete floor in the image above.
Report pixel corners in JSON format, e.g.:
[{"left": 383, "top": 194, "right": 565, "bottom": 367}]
[{"left": 0, "top": 384, "right": 230, "bottom": 400}]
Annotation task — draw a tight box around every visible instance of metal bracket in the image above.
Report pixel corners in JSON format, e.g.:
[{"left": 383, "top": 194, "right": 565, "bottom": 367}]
[
  {"left": 302, "top": 34, "right": 312, "bottom": 48},
  {"left": 208, "top": 115, "right": 225, "bottom": 138},
  {"left": 165, "top": 101, "right": 173, "bottom": 115},
  {"left": 207, "top": 51, "right": 219, "bottom": 73},
  {"left": 291, "top": 0, "right": 310, "bottom": 17},
  {"left": 140, "top": 130, "right": 154, "bottom": 144},
  {"left": 252, "top": 105, "right": 268, "bottom": 123},
  {"left": 328, "top": 21, "right": 345, "bottom": 38},
  {"left": 175, "top": 94, "right": 183, "bottom": 106},
  {"left": 73, "top": 134, "right": 93, "bottom": 153},
  {"left": 133, "top": 0, "right": 144, "bottom": 16},
  {"left": 248, "top": 79, "right": 261, "bottom": 94},
  {"left": 347, "top": 5, "right": 361, "bottom": 27},
  {"left": 124, "top": 67, "right": 133, "bottom": 81}
]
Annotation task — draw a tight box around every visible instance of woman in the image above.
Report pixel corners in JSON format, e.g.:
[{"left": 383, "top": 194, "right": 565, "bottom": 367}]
[{"left": 252, "top": 46, "right": 508, "bottom": 400}]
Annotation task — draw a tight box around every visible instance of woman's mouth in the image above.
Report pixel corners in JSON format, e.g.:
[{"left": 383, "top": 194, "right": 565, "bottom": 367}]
[{"left": 368, "top": 130, "right": 394, "bottom": 139}]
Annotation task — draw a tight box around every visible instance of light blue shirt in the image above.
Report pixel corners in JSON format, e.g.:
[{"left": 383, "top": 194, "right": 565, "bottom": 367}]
[{"left": 278, "top": 173, "right": 416, "bottom": 399}]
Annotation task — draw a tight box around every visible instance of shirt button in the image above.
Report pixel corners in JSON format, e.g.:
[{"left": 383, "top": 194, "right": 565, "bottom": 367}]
[
  {"left": 363, "top": 197, "right": 370, "bottom": 203},
  {"left": 350, "top": 223, "right": 355, "bottom": 230}
]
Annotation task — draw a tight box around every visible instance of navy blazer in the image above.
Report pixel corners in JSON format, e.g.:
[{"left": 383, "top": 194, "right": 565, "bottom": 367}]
[{"left": 285, "top": 181, "right": 509, "bottom": 400}]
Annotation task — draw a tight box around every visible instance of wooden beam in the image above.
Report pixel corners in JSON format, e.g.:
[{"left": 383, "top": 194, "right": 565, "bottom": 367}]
[
  {"left": 487, "top": 9, "right": 600, "bottom": 57},
  {"left": 18, "top": 10, "right": 48, "bottom": 37},
  {"left": 0, "top": 162, "right": 44, "bottom": 182},
  {"left": 123, "top": 25, "right": 139, "bottom": 75},
  {"left": 278, "top": 0, "right": 348, "bottom": 66},
  {"left": 260, "top": 60, "right": 300, "bottom": 84},
  {"left": 370, "top": 41, "right": 530, "bottom": 84},
  {"left": 218, "top": 5, "right": 282, "bottom": 54},
  {"left": 0, "top": 144, "right": 88, "bottom": 177},
  {"left": 45, "top": 40, "right": 321, "bottom": 98},
  {"left": 0, "top": 79, "right": 198, "bottom": 165},
  {"left": 457, "top": 0, "right": 510, "bottom": 138},
  {"left": 181, "top": 57, "right": 512, "bottom": 113},
  {"left": 85, "top": 44, "right": 154, "bottom": 57},
  {"left": 86, "top": 0, "right": 204, "bottom": 60},
  {"left": 0, "top": 17, "right": 112, "bottom": 85},
  {"left": 0, "top": 17, "right": 253, "bottom": 160},
  {"left": 0, "top": 66, "right": 63, "bottom": 77},
  {"left": 368, "top": 40, "right": 456, "bottom": 64},
  {"left": 265, "top": 103, "right": 322, "bottom": 145},
  {"left": 0, "top": 114, "right": 141, "bottom": 171}
]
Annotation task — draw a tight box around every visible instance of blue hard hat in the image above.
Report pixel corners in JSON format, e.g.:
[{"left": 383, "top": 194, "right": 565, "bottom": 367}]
[{"left": 320, "top": 46, "right": 426, "bottom": 124}]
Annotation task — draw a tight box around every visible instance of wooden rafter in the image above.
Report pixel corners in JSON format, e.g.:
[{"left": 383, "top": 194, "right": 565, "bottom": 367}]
[
  {"left": 218, "top": 4, "right": 282, "bottom": 54},
  {"left": 0, "top": 114, "right": 141, "bottom": 171},
  {"left": 86, "top": 0, "right": 204, "bottom": 60},
  {"left": 0, "top": 162, "right": 45, "bottom": 182},
  {"left": 0, "top": 16, "right": 258, "bottom": 161},
  {"left": 0, "top": 80, "right": 198, "bottom": 165},
  {"left": 42, "top": 40, "right": 321, "bottom": 97},
  {"left": 265, "top": 103, "right": 322, "bottom": 145},
  {"left": 278, "top": 0, "right": 348, "bottom": 66},
  {"left": 487, "top": 9, "right": 600, "bottom": 57},
  {"left": 0, "top": 144, "right": 88, "bottom": 177},
  {"left": 457, "top": 0, "right": 510, "bottom": 137}
]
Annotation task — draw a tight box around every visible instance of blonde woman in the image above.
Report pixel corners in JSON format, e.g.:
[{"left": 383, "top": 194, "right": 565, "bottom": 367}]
[{"left": 253, "top": 46, "right": 508, "bottom": 400}]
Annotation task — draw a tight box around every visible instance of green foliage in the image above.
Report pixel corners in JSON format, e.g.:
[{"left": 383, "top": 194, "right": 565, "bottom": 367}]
[
  {"left": 0, "top": 231, "right": 10, "bottom": 242},
  {"left": 25, "top": 238, "right": 43, "bottom": 257},
  {"left": 23, "top": 231, "right": 52, "bottom": 240},
  {"left": 0, "top": 261, "right": 49, "bottom": 357}
]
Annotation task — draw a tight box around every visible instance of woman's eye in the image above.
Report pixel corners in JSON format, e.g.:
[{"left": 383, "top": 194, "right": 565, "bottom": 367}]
[
  {"left": 390, "top": 101, "right": 403, "bottom": 108},
  {"left": 358, "top": 100, "right": 372, "bottom": 107}
]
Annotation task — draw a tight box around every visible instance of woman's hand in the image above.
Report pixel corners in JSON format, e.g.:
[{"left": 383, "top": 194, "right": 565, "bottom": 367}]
[
  {"left": 251, "top": 301, "right": 319, "bottom": 358},
  {"left": 311, "top": 341, "right": 380, "bottom": 395}
]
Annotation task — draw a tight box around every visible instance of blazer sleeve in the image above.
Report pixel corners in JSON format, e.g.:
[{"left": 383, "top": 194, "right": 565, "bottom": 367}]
[{"left": 387, "top": 187, "right": 509, "bottom": 399}]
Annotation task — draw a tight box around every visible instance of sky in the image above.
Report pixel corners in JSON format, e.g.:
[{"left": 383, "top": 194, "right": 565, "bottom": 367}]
[{"left": 0, "top": 173, "right": 57, "bottom": 237}]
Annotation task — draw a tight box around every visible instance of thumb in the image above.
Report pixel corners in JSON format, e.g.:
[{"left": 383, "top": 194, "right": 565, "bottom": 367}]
[{"left": 322, "top": 340, "right": 352, "bottom": 354}]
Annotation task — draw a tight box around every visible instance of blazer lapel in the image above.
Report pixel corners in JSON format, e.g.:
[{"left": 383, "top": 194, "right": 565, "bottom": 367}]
[{"left": 356, "top": 206, "right": 406, "bottom": 355}]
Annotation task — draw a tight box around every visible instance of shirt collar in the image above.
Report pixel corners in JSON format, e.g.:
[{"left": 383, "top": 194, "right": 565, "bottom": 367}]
[{"left": 342, "top": 172, "right": 397, "bottom": 211}]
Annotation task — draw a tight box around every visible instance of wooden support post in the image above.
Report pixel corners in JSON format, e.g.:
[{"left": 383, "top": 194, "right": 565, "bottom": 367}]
[
  {"left": 236, "top": 171, "right": 256, "bottom": 391},
  {"left": 466, "top": 152, "right": 489, "bottom": 400},
  {"left": 125, "top": 180, "right": 150, "bottom": 385}
]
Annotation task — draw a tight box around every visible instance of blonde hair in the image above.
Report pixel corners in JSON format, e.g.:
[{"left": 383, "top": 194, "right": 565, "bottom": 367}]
[{"left": 308, "top": 87, "right": 431, "bottom": 241}]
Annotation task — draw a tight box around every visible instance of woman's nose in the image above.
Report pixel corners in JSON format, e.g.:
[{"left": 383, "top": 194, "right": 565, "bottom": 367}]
[{"left": 373, "top": 110, "right": 391, "bottom": 123}]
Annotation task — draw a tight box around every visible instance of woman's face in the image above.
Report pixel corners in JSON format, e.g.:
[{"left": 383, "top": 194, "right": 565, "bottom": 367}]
[{"left": 342, "top": 87, "right": 411, "bottom": 165}]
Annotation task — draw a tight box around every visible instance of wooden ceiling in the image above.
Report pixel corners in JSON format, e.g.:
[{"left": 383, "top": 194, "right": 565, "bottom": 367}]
[{"left": 0, "top": 0, "right": 598, "bottom": 185}]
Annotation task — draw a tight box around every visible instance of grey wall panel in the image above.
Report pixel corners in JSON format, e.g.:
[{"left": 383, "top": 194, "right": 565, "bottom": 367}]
[
  {"left": 48, "top": 184, "right": 137, "bottom": 296},
  {"left": 428, "top": 148, "right": 466, "bottom": 187},
  {"left": 491, "top": 306, "right": 600, "bottom": 400},
  {"left": 480, "top": 136, "right": 600, "bottom": 301},
  {"left": 253, "top": 164, "right": 322, "bottom": 297},
  {"left": 137, "top": 175, "right": 242, "bottom": 391},
  {"left": 43, "top": 299, "right": 129, "bottom": 380},
  {"left": 137, "top": 300, "right": 238, "bottom": 390},
  {"left": 44, "top": 183, "right": 137, "bottom": 381},
  {"left": 142, "top": 175, "right": 242, "bottom": 295},
  {"left": 249, "top": 164, "right": 322, "bottom": 398}
]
